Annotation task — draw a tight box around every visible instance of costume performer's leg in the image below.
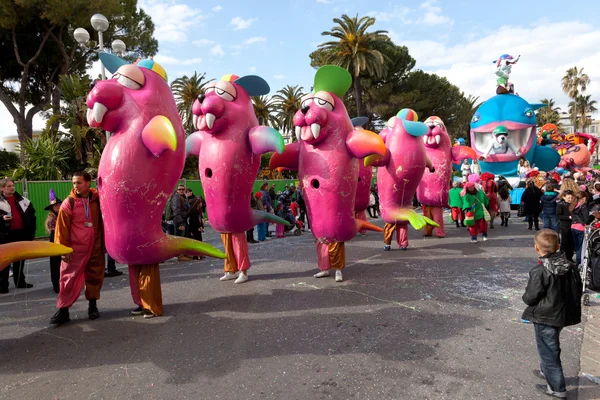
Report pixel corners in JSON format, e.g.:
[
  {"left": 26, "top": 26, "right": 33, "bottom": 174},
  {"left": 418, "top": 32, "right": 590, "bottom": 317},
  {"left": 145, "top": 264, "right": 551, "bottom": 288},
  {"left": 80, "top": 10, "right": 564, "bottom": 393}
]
[
  {"left": 138, "top": 264, "right": 163, "bottom": 316},
  {"left": 423, "top": 205, "right": 434, "bottom": 236},
  {"left": 396, "top": 224, "right": 409, "bottom": 248},
  {"left": 328, "top": 242, "right": 346, "bottom": 270},
  {"left": 56, "top": 251, "right": 93, "bottom": 308},
  {"left": 383, "top": 223, "right": 396, "bottom": 245},
  {"left": 276, "top": 223, "right": 285, "bottom": 238},
  {"left": 431, "top": 206, "right": 445, "bottom": 238},
  {"left": 316, "top": 242, "right": 331, "bottom": 271},
  {"left": 129, "top": 264, "right": 143, "bottom": 309}
]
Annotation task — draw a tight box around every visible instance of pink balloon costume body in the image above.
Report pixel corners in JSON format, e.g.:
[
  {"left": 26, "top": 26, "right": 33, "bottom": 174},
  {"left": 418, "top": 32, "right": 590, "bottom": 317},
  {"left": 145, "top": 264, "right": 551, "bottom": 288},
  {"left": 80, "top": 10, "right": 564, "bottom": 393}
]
[
  {"left": 186, "top": 73, "right": 286, "bottom": 282},
  {"left": 365, "top": 109, "right": 438, "bottom": 250},
  {"left": 270, "top": 66, "right": 386, "bottom": 280},
  {"left": 417, "top": 116, "right": 476, "bottom": 238},
  {"left": 352, "top": 118, "right": 372, "bottom": 234},
  {"left": 91, "top": 53, "right": 225, "bottom": 316}
]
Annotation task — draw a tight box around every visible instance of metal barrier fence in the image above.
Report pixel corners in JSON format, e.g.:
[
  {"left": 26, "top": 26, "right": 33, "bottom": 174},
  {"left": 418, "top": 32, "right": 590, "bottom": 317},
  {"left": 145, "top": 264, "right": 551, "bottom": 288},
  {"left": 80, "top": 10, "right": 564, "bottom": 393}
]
[{"left": 15, "top": 179, "right": 301, "bottom": 238}]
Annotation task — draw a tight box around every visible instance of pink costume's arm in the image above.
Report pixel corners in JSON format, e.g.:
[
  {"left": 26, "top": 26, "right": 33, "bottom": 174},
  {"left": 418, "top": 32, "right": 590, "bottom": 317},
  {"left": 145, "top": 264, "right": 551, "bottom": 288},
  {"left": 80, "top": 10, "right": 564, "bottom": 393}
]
[
  {"left": 249, "top": 126, "right": 285, "bottom": 155},
  {"left": 0, "top": 242, "right": 73, "bottom": 271},
  {"left": 141, "top": 115, "right": 177, "bottom": 157},
  {"left": 451, "top": 145, "right": 477, "bottom": 163},
  {"left": 345, "top": 129, "right": 386, "bottom": 159},
  {"left": 269, "top": 141, "right": 300, "bottom": 171},
  {"left": 185, "top": 132, "right": 203, "bottom": 157}
]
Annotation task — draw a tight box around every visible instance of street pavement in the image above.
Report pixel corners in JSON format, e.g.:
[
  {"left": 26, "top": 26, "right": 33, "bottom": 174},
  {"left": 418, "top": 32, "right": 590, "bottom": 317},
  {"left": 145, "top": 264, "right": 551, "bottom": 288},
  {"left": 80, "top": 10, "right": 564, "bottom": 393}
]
[{"left": 0, "top": 214, "right": 597, "bottom": 399}]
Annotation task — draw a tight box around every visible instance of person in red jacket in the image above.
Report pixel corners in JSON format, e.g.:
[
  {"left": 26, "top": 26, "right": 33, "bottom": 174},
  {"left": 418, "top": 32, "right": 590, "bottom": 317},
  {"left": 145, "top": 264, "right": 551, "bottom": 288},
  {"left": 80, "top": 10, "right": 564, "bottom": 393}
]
[{"left": 481, "top": 172, "right": 499, "bottom": 228}]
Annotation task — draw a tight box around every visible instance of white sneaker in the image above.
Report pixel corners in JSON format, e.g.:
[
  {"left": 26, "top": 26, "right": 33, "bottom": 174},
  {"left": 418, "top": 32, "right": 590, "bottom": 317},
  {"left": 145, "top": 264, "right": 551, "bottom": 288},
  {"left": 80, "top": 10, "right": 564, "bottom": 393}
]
[
  {"left": 335, "top": 270, "right": 343, "bottom": 282},
  {"left": 314, "top": 270, "right": 330, "bottom": 278},
  {"left": 482, "top": 236, "right": 489, "bottom": 242},
  {"left": 220, "top": 272, "right": 238, "bottom": 281},
  {"left": 234, "top": 273, "right": 248, "bottom": 284}
]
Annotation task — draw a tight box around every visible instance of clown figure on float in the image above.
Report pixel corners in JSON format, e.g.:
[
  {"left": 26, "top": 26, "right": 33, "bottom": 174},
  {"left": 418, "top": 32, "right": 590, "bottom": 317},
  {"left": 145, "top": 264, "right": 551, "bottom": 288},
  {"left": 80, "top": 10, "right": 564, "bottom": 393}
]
[
  {"left": 270, "top": 65, "right": 386, "bottom": 282},
  {"left": 186, "top": 73, "right": 288, "bottom": 284}
]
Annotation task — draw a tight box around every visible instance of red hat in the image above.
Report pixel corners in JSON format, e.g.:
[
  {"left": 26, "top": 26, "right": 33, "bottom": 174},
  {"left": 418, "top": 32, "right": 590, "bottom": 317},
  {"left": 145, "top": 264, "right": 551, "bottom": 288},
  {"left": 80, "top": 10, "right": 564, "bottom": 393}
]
[
  {"left": 481, "top": 172, "right": 495, "bottom": 181},
  {"left": 254, "top": 191, "right": 262, "bottom": 199}
]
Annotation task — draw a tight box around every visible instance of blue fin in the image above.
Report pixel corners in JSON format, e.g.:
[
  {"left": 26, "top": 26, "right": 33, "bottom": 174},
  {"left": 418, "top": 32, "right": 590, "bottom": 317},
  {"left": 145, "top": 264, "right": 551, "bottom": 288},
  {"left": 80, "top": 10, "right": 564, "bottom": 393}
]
[
  {"left": 532, "top": 146, "right": 560, "bottom": 171},
  {"left": 253, "top": 210, "right": 290, "bottom": 226}
]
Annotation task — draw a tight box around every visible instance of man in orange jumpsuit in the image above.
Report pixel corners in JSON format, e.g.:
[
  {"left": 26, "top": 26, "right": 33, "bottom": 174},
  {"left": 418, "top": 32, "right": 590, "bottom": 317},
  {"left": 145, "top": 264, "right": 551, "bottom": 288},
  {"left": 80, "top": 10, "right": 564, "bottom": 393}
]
[{"left": 50, "top": 171, "right": 105, "bottom": 326}]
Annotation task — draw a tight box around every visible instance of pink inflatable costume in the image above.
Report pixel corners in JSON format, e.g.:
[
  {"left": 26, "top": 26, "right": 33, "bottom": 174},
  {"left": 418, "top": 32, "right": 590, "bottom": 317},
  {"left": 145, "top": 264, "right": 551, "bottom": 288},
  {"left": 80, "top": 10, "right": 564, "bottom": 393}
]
[
  {"left": 186, "top": 73, "right": 287, "bottom": 281},
  {"left": 365, "top": 109, "right": 438, "bottom": 250},
  {"left": 93, "top": 53, "right": 225, "bottom": 264},
  {"left": 417, "top": 116, "right": 476, "bottom": 238},
  {"left": 270, "top": 66, "right": 386, "bottom": 280}
]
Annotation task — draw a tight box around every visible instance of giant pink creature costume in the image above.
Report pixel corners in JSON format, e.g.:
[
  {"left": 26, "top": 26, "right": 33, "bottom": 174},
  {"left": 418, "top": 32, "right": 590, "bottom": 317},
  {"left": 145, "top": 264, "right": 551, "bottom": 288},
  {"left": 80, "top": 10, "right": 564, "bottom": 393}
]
[
  {"left": 90, "top": 53, "right": 225, "bottom": 315},
  {"left": 186, "top": 73, "right": 287, "bottom": 283},
  {"left": 351, "top": 117, "right": 372, "bottom": 235},
  {"left": 270, "top": 66, "right": 386, "bottom": 281},
  {"left": 365, "top": 109, "right": 438, "bottom": 250},
  {"left": 416, "top": 116, "right": 476, "bottom": 238}
]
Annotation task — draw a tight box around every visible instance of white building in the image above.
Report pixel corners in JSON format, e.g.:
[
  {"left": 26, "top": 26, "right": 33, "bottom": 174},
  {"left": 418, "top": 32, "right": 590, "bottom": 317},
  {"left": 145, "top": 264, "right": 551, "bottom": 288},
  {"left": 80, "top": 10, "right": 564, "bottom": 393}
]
[
  {"left": 1, "top": 131, "right": 41, "bottom": 152},
  {"left": 558, "top": 112, "right": 600, "bottom": 136}
]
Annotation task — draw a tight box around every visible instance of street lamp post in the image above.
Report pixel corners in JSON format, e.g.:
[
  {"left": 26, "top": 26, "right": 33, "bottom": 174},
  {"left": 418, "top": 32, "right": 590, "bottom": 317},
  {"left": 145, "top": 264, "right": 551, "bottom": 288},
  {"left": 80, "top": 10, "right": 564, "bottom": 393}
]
[{"left": 74, "top": 14, "right": 127, "bottom": 144}]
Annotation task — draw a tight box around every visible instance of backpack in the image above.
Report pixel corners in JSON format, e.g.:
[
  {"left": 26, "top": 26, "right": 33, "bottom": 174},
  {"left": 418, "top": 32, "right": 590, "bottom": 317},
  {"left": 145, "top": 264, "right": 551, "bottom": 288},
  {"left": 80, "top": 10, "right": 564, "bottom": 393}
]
[{"left": 163, "top": 195, "right": 174, "bottom": 221}]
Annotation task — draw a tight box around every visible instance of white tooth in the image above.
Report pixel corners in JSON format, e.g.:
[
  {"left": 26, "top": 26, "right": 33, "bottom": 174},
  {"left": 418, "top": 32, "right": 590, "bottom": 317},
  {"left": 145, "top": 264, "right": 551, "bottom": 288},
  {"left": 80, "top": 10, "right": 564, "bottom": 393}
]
[
  {"left": 86, "top": 108, "right": 92, "bottom": 125},
  {"left": 193, "top": 115, "right": 198, "bottom": 129},
  {"left": 435, "top": 135, "right": 440, "bottom": 145},
  {"left": 92, "top": 102, "right": 108, "bottom": 124},
  {"left": 387, "top": 117, "right": 395, "bottom": 128},
  {"left": 295, "top": 126, "right": 301, "bottom": 141},
  {"left": 311, "top": 123, "right": 320, "bottom": 139},
  {"left": 423, "top": 136, "right": 428, "bottom": 143},
  {"left": 205, "top": 113, "right": 216, "bottom": 129}
]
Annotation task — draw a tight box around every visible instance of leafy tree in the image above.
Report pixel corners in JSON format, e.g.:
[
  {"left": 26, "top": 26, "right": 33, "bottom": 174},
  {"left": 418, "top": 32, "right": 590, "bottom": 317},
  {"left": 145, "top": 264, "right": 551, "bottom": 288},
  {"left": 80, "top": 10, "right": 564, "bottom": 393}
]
[
  {"left": 0, "top": 0, "right": 158, "bottom": 150},
  {"left": 0, "top": 148, "right": 19, "bottom": 177},
  {"left": 13, "top": 128, "right": 71, "bottom": 180},
  {"left": 252, "top": 95, "right": 279, "bottom": 127},
  {"left": 452, "top": 95, "right": 481, "bottom": 143},
  {"left": 317, "top": 14, "right": 391, "bottom": 116},
  {"left": 181, "top": 155, "right": 200, "bottom": 179},
  {"left": 562, "top": 67, "right": 590, "bottom": 130},
  {"left": 273, "top": 85, "right": 304, "bottom": 139},
  {"left": 569, "top": 94, "right": 598, "bottom": 131},
  {"left": 171, "top": 72, "right": 214, "bottom": 133},
  {"left": 536, "top": 98, "right": 562, "bottom": 127}
]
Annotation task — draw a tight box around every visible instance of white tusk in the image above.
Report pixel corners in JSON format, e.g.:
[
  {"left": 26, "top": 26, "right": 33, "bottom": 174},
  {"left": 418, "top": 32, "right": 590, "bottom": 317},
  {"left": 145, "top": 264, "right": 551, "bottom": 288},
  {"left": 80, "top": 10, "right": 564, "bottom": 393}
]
[
  {"left": 387, "top": 117, "right": 395, "bottom": 128},
  {"left": 311, "top": 123, "right": 320, "bottom": 139},
  {"left": 295, "top": 126, "right": 301, "bottom": 141},
  {"left": 92, "top": 102, "right": 108, "bottom": 124},
  {"left": 435, "top": 135, "right": 440, "bottom": 145},
  {"left": 193, "top": 115, "right": 198, "bottom": 129},
  {"left": 86, "top": 108, "right": 93, "bottom": 125},
  {"left": 423, "top": 136, "right": 428, "bottom": 143},
  {"left": 205, "top": 113, "right": 216, "bottom": 130}
]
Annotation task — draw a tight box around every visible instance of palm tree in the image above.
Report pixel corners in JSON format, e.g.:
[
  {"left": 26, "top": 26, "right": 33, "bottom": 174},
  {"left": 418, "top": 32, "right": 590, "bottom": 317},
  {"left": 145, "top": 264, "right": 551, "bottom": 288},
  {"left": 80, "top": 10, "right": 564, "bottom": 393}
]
[
  {"left": 272, "top": 85, "right": 304, "bottom": 138},
  {"left": 561, "top": 67, "right": 590, "bottom": 99},
  {"left": 318, "top": 14, "right": 391, "bottom": 116},
  {"left": 252, "top": 95, "right": 279, "bottom": 127},
  {"left": 537, "top": 98, "right": 562, "bottom": 127},
  {"left": 576, "top": 94, "right": 598, "bottom": 132},
  {"left": 171, "top": 72, "right": 214, "bottom": 133},
  {"left": 450, "top": 94, "right": 481, "bottom": 141}
]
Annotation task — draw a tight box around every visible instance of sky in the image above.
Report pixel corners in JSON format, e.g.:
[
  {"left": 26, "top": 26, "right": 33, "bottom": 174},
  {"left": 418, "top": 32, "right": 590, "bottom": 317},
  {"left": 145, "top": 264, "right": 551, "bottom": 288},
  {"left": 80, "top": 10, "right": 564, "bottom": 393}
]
[{"left": 2, "top": 0, "right": 600, "bottom": 138}]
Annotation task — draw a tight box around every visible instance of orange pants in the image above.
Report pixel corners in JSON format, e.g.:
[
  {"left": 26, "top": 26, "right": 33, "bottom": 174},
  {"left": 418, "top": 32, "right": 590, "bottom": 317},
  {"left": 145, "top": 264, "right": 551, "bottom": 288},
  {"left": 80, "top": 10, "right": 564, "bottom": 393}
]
[
  {"left": 221, "top": 232, "right": 251, "bottom": 273},
  {"left": 422, "top": 205, "right": 445, "bottom": 237},
  {"left": 316, "top": 242, "right": 346, "bottom": 271},
  {"left": 383, "top": 222, "right": 408, "bottom": 248},
  {"left": 129, "top": 264, "right": 163, "bottom": 316}
]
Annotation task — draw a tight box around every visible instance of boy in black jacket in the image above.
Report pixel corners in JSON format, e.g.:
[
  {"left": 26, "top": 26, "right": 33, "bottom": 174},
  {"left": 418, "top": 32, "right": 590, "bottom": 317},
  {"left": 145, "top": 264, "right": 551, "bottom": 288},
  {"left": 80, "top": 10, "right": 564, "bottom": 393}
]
[{"left": 522, "top": 229, "right": 582, "bottom": 398}]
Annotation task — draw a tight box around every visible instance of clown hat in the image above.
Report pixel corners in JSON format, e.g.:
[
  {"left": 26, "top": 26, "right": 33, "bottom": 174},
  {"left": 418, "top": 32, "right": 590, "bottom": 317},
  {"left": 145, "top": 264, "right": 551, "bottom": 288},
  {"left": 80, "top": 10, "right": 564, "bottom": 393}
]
[{"left": 44, "top": 189, "right": 62, "bottom": 211}]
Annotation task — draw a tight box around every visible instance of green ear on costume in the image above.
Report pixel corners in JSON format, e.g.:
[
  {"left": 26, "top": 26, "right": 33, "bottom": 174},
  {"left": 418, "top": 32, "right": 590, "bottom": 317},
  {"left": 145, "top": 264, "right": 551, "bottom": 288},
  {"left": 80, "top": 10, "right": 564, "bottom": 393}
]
[{"left": 313, "top": 65, "right": 352, "bottom": 98}]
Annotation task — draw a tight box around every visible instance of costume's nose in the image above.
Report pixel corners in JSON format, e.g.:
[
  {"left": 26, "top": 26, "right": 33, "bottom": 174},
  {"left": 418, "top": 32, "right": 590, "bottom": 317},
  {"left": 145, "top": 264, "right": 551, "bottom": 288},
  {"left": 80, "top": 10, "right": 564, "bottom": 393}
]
[
  {"left": 197, "top": 94, "right": 205, "bottom": 103},
  {"left": 301, "top": 105, "right": 310, "bottom": 115}
]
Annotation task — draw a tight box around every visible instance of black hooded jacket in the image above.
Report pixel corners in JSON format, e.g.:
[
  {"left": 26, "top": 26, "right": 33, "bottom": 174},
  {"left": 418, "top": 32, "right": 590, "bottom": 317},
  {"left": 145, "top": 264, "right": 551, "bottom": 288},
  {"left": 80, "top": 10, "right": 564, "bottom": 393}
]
[{"left": 522, "top": 251, "right": 582, "bottom": 328}]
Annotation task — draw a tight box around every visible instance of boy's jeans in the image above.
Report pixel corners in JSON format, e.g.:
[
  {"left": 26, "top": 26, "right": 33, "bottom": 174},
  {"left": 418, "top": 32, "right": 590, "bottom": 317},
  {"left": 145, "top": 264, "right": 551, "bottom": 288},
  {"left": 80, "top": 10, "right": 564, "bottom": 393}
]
[
  {"left": 534, "top": 323, "right": 566, "bottom": 394},
  {"left": 543, "top": 214, "right": 559, "bottom": 232}
]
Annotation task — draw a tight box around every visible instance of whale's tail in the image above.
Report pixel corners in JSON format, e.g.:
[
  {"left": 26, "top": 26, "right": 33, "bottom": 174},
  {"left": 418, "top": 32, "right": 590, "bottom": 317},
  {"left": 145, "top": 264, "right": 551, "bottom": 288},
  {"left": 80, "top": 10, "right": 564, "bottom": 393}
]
[
  {"left": 390, "top": 208, "right": 439, "bottom": 230},
  {"left": 253, "top": 210, "right": 291, "bottom": 226},
  {"left": 0, "top": 242, "right": 73, "bottom": 271},
  {"left": 165, "top": 235, "right": 226, "bottom": 259},
  {"left": 356, "top": 219, "right": 383, "bottom": 233}
]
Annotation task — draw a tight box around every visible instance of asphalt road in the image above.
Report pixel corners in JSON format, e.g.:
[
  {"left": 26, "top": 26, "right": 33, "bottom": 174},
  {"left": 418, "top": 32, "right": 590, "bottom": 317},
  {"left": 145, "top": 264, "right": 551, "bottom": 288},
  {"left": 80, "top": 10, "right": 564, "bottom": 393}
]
[{"left": 0, "top": 215, "right": 588, "bottom": 399}]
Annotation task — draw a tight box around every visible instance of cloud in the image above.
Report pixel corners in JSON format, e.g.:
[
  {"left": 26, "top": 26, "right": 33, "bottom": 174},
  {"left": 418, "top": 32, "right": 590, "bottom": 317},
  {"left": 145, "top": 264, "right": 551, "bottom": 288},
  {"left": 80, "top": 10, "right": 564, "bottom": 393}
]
[
  {"left": 231, "top": 52, "right": 241, "bottom": 56},
  {"left": 399, "top": 21, "right": 600, "bottom": 110},
  {"left": 245, "top": 36, "right": 267, "bottom": 44},
  {"left": 193, "top": 39, "right": 214, "bottom": 46},
  {"left": 212, "top": 5, "right": 222, "bottom": 12},
  {"left": 367, "top": 7, "right": 410, "bottom": 23},
  {"left": 138, "top": 0, "right": 207, "bottom": 42},
  {"left": 210, "top": 44, "right": 225, "bottom": 57},
  {"left": 230, "top": 16, "right": 256, "bottom": 31},
  {"left": 273, "top": 74, "right": 286, "bottom": 80},
  {"left": 419, "top": 0, "right": 452, "bottom": 25},
  {"left": 249, "top": 66, "right": 257, "bottom": 72},
  {"left": 316, "top": 0, "right": 330, "bottom": 3},
  {"left": 154, "top": 54, "right": 202, "bottom": 66}
]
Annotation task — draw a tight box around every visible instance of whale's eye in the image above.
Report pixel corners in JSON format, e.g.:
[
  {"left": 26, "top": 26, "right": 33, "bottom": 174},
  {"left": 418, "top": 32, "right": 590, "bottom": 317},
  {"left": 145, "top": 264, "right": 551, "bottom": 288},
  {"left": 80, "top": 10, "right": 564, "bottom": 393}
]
[
  {"left": 524, "top": 109, "right": 534, "bottom": 118},
  {"left": 471, "top": 114, "right": 480, "bottom": 123}
]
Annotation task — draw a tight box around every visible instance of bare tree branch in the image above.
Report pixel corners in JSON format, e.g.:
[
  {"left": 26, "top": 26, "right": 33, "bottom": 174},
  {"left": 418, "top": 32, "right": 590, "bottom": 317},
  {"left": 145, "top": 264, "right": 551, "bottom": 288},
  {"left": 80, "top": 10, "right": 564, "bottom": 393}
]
[{"left": 0, "top": 84, "right": 22, "bottom": 122}]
